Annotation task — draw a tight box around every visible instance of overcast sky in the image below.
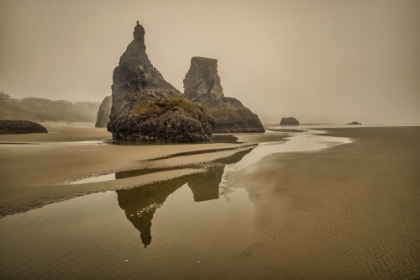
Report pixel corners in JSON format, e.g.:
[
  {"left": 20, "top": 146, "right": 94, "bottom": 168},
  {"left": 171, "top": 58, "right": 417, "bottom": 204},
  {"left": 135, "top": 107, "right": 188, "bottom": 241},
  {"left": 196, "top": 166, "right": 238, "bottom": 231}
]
[{"left": 1, "top": 0, "right": 419, "bottom": 124}]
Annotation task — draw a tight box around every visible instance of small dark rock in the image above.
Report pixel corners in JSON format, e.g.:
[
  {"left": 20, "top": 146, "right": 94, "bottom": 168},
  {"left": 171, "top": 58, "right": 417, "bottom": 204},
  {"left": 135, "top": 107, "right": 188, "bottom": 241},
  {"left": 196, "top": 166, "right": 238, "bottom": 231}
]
[
  {"left": 347, "top": 121, "right": 362, "bottom": 125},
  {"left": 0, "top": 120, "right": 48, "bottom": 134},
  {"left": 280, "top": 117, "right": 299, "bottom": 126}
]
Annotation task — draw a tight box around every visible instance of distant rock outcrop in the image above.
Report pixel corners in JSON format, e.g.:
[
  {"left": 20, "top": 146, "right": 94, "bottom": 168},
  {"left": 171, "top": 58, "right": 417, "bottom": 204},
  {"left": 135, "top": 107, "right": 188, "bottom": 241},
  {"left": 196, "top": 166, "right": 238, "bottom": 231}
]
[
  {"left": 280, "top": 117, "right": 299, "bottom": 126},
  {"left": 183, "top": 57, "right": 265, "bottom": 133},
  {"left": 0, "top": 120, "right": 48, "bottom": 134},
  {"left": 95, "top": 96, "right": 112, "bottom": 128},
  {"left": 347, "top": 121, "right": 361, "bottom": 125},
  {"left": 107, "top": 22, "right": 214, "bottom": 143}
]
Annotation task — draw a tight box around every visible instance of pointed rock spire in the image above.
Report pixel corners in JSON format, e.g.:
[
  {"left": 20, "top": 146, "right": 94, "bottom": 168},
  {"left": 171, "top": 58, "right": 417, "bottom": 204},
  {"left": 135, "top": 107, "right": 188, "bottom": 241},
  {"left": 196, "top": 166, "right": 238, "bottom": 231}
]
[
  {"left": 107, "top": 22, "right": 214, "bottom": 142},
  {"left": 133, "top": 21, "right": 146, "bottom": 49}
]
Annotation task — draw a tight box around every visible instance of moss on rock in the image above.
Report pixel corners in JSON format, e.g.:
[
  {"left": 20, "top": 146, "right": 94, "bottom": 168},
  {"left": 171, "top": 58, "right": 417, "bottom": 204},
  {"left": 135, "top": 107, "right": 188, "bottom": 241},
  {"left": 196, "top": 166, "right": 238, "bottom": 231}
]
[{"left": 108, "top": 98, "right": 214, "bottom": 143}]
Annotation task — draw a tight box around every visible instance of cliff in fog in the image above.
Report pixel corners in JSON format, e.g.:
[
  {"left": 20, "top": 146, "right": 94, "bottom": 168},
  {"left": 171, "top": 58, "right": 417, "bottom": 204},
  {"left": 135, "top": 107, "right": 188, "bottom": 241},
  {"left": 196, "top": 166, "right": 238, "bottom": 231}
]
[{"left": 0, "top": 92, "right": 99, "bottom": 122}]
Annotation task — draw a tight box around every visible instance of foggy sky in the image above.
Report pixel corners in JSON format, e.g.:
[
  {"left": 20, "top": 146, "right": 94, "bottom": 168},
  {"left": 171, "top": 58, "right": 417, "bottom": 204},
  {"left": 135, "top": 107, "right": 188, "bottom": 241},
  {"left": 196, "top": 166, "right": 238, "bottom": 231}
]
[{"left": 1, "top": 0, "right": 419, "bottom": 124}]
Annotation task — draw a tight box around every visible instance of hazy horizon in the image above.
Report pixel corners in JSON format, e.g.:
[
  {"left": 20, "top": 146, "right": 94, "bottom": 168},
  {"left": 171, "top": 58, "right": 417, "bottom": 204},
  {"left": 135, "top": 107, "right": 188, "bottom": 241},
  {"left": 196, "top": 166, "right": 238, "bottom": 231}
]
[{"left": 1, "top": 0, "right": 419, "bottom": 124}]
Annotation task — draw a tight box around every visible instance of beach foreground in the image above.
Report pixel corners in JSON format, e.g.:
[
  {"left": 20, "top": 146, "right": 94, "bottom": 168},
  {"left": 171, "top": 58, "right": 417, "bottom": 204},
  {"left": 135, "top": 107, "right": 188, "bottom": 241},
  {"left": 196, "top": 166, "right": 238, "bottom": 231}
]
[
  {"left": 225, "top": 126, "right": 420, "bottom": 279},
  {"left": 0, "top": 125, "right": 419, "bottom": 279},
  {"left": 0, "top": 123, "right": 278, "bottom": 217}
]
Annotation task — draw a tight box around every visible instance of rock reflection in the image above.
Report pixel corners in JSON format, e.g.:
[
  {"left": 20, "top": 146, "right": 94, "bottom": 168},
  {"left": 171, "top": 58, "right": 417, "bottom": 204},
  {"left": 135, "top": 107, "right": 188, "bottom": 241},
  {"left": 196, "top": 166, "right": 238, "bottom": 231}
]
[
  {"left": 187, "top": 166, "right": 223, "bottom": 202},
  {"left": 117, "top": 177, "right": 188, "bottom": 247},
  {"left": 116, "top": 148, "right": 252, "bottom": 248}
]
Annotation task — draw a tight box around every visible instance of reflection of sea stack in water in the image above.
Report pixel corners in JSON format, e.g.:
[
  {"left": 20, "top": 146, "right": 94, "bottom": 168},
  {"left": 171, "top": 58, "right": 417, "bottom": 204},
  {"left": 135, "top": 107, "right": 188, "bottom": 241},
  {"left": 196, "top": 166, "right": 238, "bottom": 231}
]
[
  {"left": 117, "top": 177, "right": 188, "bottom": 248},
  {"left": 107, "top": 22, "right": 214, "bottom": 142},
  {"left": 95, "top": 96, "right": 112, "bottom": 127},
  {"left": 116, "top": 148, "right": 254, "bottom": 248},
  {"left": 280, "top": 117, "right": 299, "bottom": 126},
  {"left": 187, "top": 166, "right": 224, "bottom": 202},
  {"left": 183, "top": 57, "right": 265, "bottom": 133}
]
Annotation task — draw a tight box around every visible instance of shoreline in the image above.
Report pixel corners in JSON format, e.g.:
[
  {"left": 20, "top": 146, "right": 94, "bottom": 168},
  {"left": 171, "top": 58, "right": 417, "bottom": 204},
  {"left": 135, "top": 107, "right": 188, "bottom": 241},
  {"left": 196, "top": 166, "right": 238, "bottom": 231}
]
[
  {"left": 0, "top": 123, "right": 289, "bottom": 217},
  {"left": 1, "top": 122, "right": 355, "bottom": 218},
  {"left": 0, "top": 141, "right": 261, "bottom": 218}
]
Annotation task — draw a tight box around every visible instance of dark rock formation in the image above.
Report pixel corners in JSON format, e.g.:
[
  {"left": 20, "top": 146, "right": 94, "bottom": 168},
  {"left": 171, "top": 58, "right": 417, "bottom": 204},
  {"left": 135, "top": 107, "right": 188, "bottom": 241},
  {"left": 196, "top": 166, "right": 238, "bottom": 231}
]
[
  {"left": 280, "top": 117, "right": 299, "bottom": 126},
  {"left": 95, "top": 96, "right": 112, "bottom": 128},
  {"left": 183, "top": 57, "right": 265, "bottom": 133},
  {"left": 347, "top": 121, "right": 362, "bottom": 125},
  {"left": 107, "top": 22, "right": 214, "bottom": 142},
  {"left": 0, "top": 120, "right": 48, "bottom": 134},
  {"left": 109, "top": 98, "right": 214, "bottom": 142}
]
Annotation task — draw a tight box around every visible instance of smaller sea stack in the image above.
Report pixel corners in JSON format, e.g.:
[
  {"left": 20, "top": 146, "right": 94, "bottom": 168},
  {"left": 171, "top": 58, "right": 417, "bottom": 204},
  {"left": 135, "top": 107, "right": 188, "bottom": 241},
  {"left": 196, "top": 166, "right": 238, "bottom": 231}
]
[
  {"left": 280, "top": 117, "right": 299, "bottom": 126},
  {"left": 184, "top": 57, "right": 264, "bottom": 133}
]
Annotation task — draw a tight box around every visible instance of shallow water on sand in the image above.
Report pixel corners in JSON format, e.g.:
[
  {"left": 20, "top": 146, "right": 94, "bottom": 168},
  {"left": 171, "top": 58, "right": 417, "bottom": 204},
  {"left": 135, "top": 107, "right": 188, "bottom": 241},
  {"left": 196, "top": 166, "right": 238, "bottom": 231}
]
[
  {"left": 69, "top": 131, "right": 350, "bottom": 185},
  {"left": 230, "top": 131, "right": 350, "bottom": 172},
  {"left": 0, "top": 130, "right": 351, "bottom": 279},
  {"left": 0, "top": 184, "right": 254, "bottom": 279}
]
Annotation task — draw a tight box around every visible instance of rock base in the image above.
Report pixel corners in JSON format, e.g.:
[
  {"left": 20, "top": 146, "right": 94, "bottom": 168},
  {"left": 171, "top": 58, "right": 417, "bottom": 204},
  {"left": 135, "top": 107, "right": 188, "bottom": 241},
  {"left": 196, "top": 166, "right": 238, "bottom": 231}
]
[{"left": 108, "top": 98, "right": 214, "bottom": 143}]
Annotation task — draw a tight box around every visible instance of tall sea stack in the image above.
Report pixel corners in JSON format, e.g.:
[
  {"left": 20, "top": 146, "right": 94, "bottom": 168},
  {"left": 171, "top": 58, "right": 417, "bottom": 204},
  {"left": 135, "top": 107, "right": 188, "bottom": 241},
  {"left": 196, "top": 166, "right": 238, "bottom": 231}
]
[
  {"left": 184, "top": 57, "right": 265, "bottom": 133},
  {"left": 107, "top": 23, "right": 214, "bottom": 143}
]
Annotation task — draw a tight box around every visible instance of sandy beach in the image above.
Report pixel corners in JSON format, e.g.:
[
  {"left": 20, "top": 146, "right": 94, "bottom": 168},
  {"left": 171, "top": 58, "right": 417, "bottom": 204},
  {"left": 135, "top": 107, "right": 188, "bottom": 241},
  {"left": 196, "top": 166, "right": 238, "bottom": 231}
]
[
  {"left": 0, "top": 125, "right": 419, "bottom": 279},
  {"left": 224, "top": 126, "right": 420, "bottom": 279},
  {"left": 2, "top": 1, "right": 419, "bottom": 278},
  {"left": 0, "top": 123, "right": 284, "bottom": 217}
]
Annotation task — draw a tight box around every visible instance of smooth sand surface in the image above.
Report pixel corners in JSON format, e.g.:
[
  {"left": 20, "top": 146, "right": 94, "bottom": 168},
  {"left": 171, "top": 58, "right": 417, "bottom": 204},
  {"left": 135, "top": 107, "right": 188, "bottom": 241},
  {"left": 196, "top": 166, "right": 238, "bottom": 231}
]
[{"left": 224, "top": 126, "right": 420, "bottom": 279}]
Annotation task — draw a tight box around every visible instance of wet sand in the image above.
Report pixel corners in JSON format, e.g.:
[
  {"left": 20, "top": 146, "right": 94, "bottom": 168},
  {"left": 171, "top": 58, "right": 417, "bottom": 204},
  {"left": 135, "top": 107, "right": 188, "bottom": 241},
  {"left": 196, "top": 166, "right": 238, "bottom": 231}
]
[
  {"left": 0, "top": 123, "right": 285, "bottom": 217},
  {"left": 225, "top": 126, "right": 420, "bottom": 279},
  {"left": 0, "top": 122, "right": 111, "bottom": 143},
  {"left": 1, "top": 124, "right": 419, "bottom": 279}
]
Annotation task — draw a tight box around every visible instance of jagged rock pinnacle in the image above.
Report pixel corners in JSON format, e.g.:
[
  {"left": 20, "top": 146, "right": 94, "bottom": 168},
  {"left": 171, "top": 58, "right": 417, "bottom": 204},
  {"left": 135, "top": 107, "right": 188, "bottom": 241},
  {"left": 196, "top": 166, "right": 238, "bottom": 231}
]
[
  {"left": 184, "top": 56, "right": 265, "bottom": 133},
  {"left": 184, "top": 57, "right": 224, "bottom": 101},
  {"left": 133, "top": 21, "right": 146, "bottom": 49},
  {"left": 107, "top": 23, "right": 214, "bottom": 142}
]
